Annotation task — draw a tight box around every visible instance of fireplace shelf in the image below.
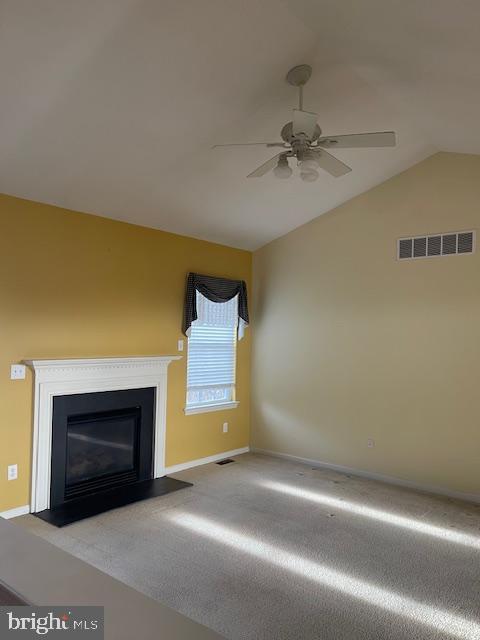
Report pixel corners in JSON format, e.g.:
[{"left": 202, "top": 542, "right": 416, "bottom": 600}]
[{"left": 35, "top": 476, "right": 192, "bottom": 527}]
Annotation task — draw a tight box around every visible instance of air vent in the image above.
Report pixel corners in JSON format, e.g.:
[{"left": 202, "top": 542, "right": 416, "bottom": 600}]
[
  {"left": 413, "top": 237, "right": 427, "bottom": 258},
  {"left": 458, "top": 232, "right": 474, "bottom": 254},
  {"left": 398, "top": 231, "right": 475, "bottom": 260}
]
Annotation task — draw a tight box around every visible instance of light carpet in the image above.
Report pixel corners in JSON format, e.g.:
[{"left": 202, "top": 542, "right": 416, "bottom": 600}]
[{"left": 16, "top": 453, "right": 480, "bottom": 640}]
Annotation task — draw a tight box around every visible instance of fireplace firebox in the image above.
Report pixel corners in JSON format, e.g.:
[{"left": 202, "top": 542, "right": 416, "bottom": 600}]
[
  {"left": 50, "top": 388, "right": 155, "bottom": 509},
  {"left": 65, "top": 407, "right": 140, "bottom": 496}
]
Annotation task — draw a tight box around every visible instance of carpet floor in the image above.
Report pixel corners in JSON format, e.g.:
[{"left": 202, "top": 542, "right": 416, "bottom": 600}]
[{"left": 16, "top": 453, "right": 480, "bottom": 640}]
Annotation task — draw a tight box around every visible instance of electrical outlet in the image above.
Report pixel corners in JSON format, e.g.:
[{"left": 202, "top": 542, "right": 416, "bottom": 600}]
[
  {"left": 177, "top": 339, "right": 184, "bottom": 352},
  {"left": 222, "top": 422, "right": 229, "bottom": 433},
  {"left": 7, "top": 464, "right": 18, "bottom": 481},
  {"left": 10, "top": 364, "right": 26, "bottom": 380},
  {"left": 367, "top": 438, "right": 375, "bottom": 448}
]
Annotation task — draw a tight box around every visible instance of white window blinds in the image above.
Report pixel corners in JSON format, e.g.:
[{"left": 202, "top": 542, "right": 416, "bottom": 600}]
[{"left": 186, "top": 291, "right": 238, "bottom": 409}]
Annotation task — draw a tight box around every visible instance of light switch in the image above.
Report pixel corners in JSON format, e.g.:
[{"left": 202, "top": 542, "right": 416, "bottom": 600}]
[
  {"left": 10, "top": 364, "right": 26, "bottom": 380},
  {"left": 8, "top": 464, "right": 18, "bottom": 481},
  {"left": 177, "top": 339, "right": 184, "bottom": 352}
]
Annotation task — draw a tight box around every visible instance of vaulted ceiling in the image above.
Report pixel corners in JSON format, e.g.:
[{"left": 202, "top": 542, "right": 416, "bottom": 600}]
[{"left": 1, "top": 1, "right": 479, "bottom": 249}]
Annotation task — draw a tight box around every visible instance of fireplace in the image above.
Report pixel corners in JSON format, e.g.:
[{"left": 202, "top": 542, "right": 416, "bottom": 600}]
[
  {"left": 26, "top": 356, "right": 191, "bottom": 527},
  {"left": 66, "top": 408, "right": 140, "bottom": 494},
  {"left": 50, "top": 388, "right": 155, "bottom": 508},
  {"left": 65, "top": 407, "right": 141, "bottom": 495}
]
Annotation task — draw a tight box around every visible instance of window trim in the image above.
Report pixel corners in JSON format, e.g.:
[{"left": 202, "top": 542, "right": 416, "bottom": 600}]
[{"left": 184, "top": 400, "right": 239, "bottom": 416}]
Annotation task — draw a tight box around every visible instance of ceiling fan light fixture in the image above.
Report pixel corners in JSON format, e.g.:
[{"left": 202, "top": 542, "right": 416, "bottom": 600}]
[
  {"left": 273, "top": 156, "right": 292, "bottom": 179},
  {"left": 300, "top": 168, "right": 319, "bottom": 182},
  {"left": 299, "top": 156, "right": 318, "bottom": 172}
]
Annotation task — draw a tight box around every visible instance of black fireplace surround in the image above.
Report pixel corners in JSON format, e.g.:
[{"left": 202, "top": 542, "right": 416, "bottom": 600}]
[
  {"left": 35, "top": 388, "right": 191, "bottom": 527},
  {"left": 51, "top": 388, "right": 155, "bottom": 508}
]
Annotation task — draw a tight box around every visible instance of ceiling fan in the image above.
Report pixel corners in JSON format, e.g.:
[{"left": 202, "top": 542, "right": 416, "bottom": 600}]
[{"left": 213, "top": 65, "right": 396, "bottom": 182}]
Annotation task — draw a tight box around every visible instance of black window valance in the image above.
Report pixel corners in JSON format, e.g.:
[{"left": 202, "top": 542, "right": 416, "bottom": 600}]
[{"left": 183, "top": 272, "right": 249, "bottom": 338}]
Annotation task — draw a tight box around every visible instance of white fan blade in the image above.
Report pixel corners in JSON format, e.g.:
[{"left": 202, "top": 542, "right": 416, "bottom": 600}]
[
  {"left": 313, "top": 149, "right": 352, "bottom": 177},
  {"left": 247, "top": 153, "right": 282, "bottom": 178},
  {"left": 317, "top": 131, "right": 396, "bottom": 148},
  {"left": 212, "top": 142, "right": 286, "bottom": 149},
  {"left": 292, "top": 109, "right": 318, "bottom": 138}
]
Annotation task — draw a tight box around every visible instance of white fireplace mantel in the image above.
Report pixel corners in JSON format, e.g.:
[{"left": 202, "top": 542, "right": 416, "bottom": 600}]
[{"left": 25, "top": 356, "right": 181, "bottom": 513}]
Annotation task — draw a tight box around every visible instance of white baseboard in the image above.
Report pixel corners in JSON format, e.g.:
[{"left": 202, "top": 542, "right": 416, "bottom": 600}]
[
  {"left": 251, "top": 448, "right": 480, "bottom": 505},
  {"left": 0, "top": 451, "right": 251, "bottom": 518},
  {"left": 0, "top": 505, "right": 30, "bottom": 520},
  {"left": 166, "top": 447, "right": 250, "bottom": 475}
]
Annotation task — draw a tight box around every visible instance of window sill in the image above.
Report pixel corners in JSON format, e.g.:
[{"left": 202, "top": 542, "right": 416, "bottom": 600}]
[{"left": 184, "top": 401, "right": 239, "bottom": 416}]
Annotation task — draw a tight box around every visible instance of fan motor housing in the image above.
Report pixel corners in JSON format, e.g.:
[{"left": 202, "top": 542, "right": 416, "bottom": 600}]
[{"left": 281, "top": 121, "right": 322, "bottom": 145}]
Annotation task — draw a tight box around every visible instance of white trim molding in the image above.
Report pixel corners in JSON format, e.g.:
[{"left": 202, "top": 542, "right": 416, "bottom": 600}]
[
  {"left": 166, "top": 447, "right": 249, "bottom": 474},
  {"left": 25, "top": 356, "right": 181, "bottom": 513},
  {"left": 0, "top": 505, "right": 30, "bottom": 520},
  {"left": 251, "top": 448, "right": 480, "bottom": 505},
  {"left": 184, "top": 401, "right": 239, "bottom": 416}
]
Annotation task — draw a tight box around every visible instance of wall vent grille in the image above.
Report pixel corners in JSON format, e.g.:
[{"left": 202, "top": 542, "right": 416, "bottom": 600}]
[{"left": 398, "top": 231, "right": 475, "bottom": 260}]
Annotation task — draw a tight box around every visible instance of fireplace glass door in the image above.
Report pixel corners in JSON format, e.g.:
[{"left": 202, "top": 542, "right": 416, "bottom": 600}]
[{"left": 65, "top": 408, "right": 140, "bottom": 498}]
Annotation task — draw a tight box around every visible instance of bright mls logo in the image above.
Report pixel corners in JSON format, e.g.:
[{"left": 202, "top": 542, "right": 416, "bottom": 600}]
[{"left": 0, "top": 607, "right": 103, "bottom": 638}]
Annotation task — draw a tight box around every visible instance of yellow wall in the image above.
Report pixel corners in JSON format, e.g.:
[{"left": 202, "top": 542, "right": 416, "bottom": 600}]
[
  {"left": 0, "top": 194, "right": 251, "bottom": 512},
  {"left": 252, "top": 152, "right": 480, "bottom": 498}
]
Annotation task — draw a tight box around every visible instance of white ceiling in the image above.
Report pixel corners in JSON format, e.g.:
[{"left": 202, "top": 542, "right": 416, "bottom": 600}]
[{"left": 0, "top": 0, "right": 478, "bottom": 250}]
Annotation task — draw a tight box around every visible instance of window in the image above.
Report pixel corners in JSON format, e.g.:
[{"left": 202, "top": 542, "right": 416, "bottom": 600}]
[{"left": 185, "top": 291, "right": 239, "bottom": 414}]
